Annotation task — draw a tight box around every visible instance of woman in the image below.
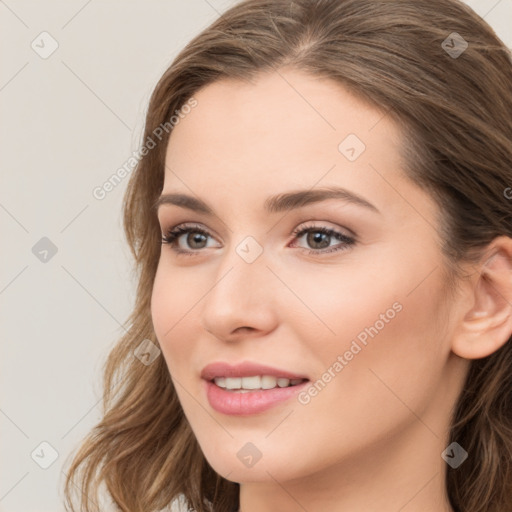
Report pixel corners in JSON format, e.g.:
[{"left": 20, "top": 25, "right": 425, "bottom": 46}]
[{"left": 63, "top": 1, "right": 512, "bottom": 511}]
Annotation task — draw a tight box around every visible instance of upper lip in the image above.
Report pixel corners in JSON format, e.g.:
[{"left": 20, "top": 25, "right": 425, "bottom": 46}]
[{"left": 201, "top": 361, "right": 309, "bottom": 381}]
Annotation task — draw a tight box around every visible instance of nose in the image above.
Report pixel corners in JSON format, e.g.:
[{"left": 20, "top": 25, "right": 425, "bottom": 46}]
[{"left": 200, "top": 241, "right": 279, "bottom": 343}]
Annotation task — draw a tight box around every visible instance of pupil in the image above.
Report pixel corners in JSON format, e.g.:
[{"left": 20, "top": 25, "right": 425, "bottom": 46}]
[
  {"left": 189, "top": 233, "right": 207, "bottom": 249},
  {"left": 308, "top": 231, "right": 330, "bottom": 249}
]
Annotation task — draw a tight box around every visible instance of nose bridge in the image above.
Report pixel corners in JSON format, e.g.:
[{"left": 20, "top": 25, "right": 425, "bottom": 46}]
[{"left": 200, "top": 234, "right": 278, "bottom": 339}]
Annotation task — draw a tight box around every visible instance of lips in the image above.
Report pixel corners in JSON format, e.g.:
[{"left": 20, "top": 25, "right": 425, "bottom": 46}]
[
  {"left": 200, "top": 361, "right": 309, "bottom": 381},
  {"left": 201, "top": 361, "right": 310, "bottom": 415},
  {"left": 204, "top": 379, "right": 309, "bottom": 415}
]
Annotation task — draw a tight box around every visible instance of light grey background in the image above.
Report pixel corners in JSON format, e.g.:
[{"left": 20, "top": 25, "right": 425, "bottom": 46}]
[{"left": 1, "top": 1, "right": 510, "bottom": 511}]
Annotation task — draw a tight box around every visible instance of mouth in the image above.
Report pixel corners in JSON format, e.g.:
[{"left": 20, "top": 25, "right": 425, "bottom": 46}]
[
  {"left": 210, "top": 375, "right": 309, "bottom": 392},
  {"left": 201, "top": 361, "right": 311, "bottom": 415}
]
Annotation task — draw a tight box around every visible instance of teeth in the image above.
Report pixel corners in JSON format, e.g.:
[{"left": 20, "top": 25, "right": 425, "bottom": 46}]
[
  {"left": 214, "top": 375, "right": 304, "bottom": 390},
  {"left": 225, "top": 377, "right": 241, "bottom": 389},
  {"left": 240, "top": 376, "right": 261, "bottom": 389},
  {"left": 215, "top": 377, "right": 226, "bottom": 388},
  {"left": 261, "top": 375, "right": 277, "bottom": 389}
]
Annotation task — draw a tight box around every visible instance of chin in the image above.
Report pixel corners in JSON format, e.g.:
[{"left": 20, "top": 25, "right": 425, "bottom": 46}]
[{"left": 198, "top": 440, "right": 310, "bottom": 484}]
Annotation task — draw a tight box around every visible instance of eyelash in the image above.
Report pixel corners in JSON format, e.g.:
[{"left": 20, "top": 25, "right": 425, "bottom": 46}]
[{"left": 160, "top": 222, "right": 356, "bottom": 257}]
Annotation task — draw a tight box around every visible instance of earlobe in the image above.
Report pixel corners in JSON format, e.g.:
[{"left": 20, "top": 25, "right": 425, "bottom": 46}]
[{"left": 451, "top": 236, "right": 512, "bottom": 360}]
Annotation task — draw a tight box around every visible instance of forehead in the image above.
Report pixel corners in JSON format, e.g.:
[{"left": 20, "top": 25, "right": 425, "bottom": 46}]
[
  {"left": 162, "top": 69, "right": 425, "bottom": 218},
  {"left": 167, "top": 69, "right": 394, "bottom": 163}
]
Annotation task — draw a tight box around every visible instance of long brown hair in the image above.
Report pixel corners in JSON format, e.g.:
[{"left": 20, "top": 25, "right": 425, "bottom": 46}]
[{"left": 63, "top": 1, "right": 512, "bottom": 511}]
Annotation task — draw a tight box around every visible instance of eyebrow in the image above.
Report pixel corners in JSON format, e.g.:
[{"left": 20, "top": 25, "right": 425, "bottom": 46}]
[{"left": 154, "top": 186, "right": 380, "bottom": 215}]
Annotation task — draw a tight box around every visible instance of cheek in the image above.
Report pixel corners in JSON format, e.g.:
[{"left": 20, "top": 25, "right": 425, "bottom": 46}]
[
  {"left": 291, "top": 244, "right": 447, "bottom": 381},
  {"left": 287, "top": 242, "right": 447, "bottom": 367},
  {"left": 297, "top": 261, "right": 449, "bottom": 442},
  {"left": 150, "top": 268, "right": 208, "bottom": 427},
  {"left": 150, "top": 264, "right": 201, "bottom": 375}
]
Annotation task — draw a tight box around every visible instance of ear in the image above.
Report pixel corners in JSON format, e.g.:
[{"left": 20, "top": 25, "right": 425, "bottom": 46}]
[{"left": 451, "top": 235, "right": 512, "bottom": 359}]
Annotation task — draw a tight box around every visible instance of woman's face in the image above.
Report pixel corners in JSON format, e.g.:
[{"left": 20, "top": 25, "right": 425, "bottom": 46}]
[{"left": 151, "top": 69, "right": 466, "bottom": 484}]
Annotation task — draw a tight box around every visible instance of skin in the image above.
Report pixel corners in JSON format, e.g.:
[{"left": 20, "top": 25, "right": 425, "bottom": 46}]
[{"left": 151, "top": 69, "right": 512, "bottom": 512}]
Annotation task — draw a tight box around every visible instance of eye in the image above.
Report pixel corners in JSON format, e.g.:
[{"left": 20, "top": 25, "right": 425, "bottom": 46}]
[
  {"left": 290, "top": 223, "right": 356, "bottom": 255},
  {"left": 161, "top": 222, "right": 356, "bottom": 256},
  {"left": 161, "top": 223, "right": 219, "bottom": 255}
]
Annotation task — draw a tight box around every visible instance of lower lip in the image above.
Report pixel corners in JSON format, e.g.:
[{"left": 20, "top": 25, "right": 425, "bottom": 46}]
[{"left": 204, "top": 379, "right": 309, "bottom": 415}]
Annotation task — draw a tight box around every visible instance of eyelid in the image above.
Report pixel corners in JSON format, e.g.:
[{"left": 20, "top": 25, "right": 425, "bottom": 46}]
[{"left": 292, "top": 219, "right": 356, "bottom": 239}]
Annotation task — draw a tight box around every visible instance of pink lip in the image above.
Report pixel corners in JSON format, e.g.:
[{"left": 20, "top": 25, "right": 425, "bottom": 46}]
[
  {"left": 200, "top": 361, "right": 308, "bottom": 381},
  {"left": 204, "top": 379, "right": 309, "bottom": 416},
  {"left": 200, "top": 361, "right": 310, "bottom": 416}
]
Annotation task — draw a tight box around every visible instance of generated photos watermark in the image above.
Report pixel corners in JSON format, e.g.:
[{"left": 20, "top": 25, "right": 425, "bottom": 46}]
[
  {"left": 298, "top": 301, "right": 403, "bottom": 405},
  {"left": 92, "top": 97, "right": 198, "bottom": 201}
]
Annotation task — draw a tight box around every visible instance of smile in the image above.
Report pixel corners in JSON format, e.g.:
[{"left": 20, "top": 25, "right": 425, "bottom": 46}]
[{"left": 213, "top": 375, "right": 306, "bottom": 391}]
